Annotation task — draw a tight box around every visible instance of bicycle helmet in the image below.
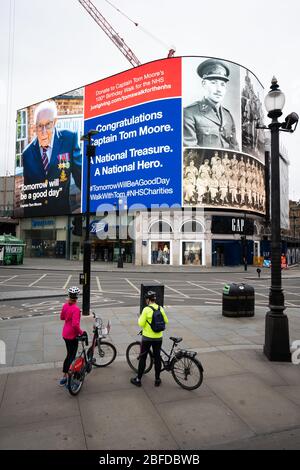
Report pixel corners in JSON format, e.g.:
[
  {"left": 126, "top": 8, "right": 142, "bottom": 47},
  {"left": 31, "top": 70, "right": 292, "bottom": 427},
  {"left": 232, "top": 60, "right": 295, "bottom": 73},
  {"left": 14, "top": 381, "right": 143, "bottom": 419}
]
[
  {"left": 144, "top": 290, "right": 157, "bottom": 301},
  {"left": 68, "top": 286, "right": 81, "bottom": 299}
]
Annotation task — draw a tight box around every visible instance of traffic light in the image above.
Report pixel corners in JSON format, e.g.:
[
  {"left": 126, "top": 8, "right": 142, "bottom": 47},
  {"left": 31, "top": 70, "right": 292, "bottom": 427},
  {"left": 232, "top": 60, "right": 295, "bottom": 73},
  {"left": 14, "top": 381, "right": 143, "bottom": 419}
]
[{"left": 71, "top": 215, "right": 82, "bottom": 236}]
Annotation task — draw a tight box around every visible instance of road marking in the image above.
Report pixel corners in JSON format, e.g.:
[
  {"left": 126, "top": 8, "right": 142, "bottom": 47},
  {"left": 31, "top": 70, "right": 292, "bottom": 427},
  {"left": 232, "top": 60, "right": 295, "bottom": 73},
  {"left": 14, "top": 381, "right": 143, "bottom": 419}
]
[
  {"left": 125, "top": 278, "right": 140, "bottom": 293},
  {"left": 91, "top": 290, "right": 138, "bottom": 297},
  {"left": 154, "top": 279, "right": 190, "bottom": 298},
  {"left": 28, "top": 274, "right": 47, "bottom": 287},
  {"left": 253, "top": 291, "right": 296, "bottom": 307},
  {"left": 0, "top": 283, "right": 65, "bottom": 291},
  {"left": 284, "top": 290, "right": 300, "bottom": 297},
  {"left": 187, "top": 281, "right": 221, "bottom": 296},
  {"left": 0, "top": 275, "right": 18, "bottom": 284},
  {"left": 96, "top": 276, "right": 102, "bottom": 293},
  {"left": 63, "top": 275, "right": 72, "bottom": 290}
]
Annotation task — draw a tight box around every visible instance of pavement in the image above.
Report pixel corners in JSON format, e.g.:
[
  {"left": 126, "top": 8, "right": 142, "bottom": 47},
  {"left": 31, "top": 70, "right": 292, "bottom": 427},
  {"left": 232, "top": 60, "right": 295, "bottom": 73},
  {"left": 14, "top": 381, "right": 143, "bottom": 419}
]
[{"left": 1, "top": 302, "right": 300, "bottom": 450}]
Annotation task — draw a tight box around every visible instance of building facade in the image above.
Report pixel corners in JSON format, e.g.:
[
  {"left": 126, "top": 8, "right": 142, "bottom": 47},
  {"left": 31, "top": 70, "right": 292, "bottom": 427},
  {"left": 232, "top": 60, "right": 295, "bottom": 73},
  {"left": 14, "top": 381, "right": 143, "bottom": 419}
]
[
  {"left": 0, "top": 176, "right": 17, "bottom": 236},
  {"left": 14, "top": 56, "right": 272, "bottom": 266}
]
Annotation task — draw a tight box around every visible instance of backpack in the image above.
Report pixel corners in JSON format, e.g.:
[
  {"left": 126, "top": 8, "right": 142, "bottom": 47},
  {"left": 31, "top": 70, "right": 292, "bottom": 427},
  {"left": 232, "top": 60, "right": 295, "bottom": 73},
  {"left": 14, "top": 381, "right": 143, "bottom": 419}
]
[{"left": 147, "top": 306, "right": 166, "bottom": 333}]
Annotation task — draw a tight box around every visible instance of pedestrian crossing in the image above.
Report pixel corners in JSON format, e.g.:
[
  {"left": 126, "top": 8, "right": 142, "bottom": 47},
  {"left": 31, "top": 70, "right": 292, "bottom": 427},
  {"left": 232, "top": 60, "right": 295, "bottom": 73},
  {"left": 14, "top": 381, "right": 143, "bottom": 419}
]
[{"left": 0, "top": 272, "right": 299, "bottom": 309}]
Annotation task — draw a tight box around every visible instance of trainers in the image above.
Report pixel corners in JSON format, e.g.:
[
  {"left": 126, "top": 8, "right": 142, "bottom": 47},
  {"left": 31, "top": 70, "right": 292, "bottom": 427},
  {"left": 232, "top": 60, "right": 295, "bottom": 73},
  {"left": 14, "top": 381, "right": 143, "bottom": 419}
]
[
  {"left": 154, "top": 378, "right": 161, "bottom": 387},
  {"left": 59, "top": 377, "right": 67, "bottom": 386},
  {"left": 130, "top": 377, "right": 142, "bottom": 387}
]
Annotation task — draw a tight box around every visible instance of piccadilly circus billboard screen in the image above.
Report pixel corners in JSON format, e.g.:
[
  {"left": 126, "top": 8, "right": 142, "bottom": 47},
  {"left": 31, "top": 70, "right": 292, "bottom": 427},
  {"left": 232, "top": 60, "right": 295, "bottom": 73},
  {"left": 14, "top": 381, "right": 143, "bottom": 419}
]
[
  {"left": 14, "top": 56, "right": 266, "bottom": 217},
  {"left": 14, "top": 89, "right": 84, "bottom": 218}
]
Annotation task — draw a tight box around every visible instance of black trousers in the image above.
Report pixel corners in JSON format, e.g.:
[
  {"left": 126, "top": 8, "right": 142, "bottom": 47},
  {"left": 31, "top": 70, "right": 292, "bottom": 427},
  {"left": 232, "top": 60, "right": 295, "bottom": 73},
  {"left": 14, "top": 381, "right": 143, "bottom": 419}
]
[
  {"left": 63, "top": 338, "right": 79, "bottom": 373},
  {"left": 138, "top": 339, "right": 162, "bottom": 380}
]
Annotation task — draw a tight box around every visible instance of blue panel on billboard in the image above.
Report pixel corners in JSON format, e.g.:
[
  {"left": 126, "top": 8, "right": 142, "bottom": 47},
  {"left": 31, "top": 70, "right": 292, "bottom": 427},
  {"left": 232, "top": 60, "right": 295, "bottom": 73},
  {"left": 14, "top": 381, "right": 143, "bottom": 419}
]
[{"left": 82, "top": 98, "right": 182, "bottom": 212}]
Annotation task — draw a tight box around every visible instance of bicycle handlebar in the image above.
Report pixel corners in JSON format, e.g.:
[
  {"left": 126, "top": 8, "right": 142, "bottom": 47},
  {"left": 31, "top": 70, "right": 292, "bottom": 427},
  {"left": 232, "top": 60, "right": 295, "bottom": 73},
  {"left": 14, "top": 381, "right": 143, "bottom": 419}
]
[{"left": 77, "top": 333, "right": 88, "bottom": 346}]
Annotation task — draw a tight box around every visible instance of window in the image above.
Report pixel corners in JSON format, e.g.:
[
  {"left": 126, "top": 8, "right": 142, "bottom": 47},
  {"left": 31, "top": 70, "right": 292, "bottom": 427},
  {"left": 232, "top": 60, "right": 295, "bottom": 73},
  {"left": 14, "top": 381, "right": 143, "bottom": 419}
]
[
  {"left": 182, "top": 242, "right": 203, "bottom": 265},
  {"left": 151, "top": 241, "right": 170, "bottom": 264},
  {"left": 149, "top": 221, "right": 173, "bottom": 234},
  {"left": 181, "top": 220, "right": 204, "bottom": 233},
  {"left": 56, "top": 114, "right": 84, "bottom": 154},
  {"left": 16, "top": 109, "right": 28, "bottom": 168}
]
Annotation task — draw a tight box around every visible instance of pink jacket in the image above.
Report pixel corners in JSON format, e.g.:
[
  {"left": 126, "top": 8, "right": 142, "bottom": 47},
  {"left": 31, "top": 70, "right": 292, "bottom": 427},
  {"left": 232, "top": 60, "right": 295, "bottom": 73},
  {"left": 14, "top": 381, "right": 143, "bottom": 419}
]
[{"left": 60, "top": 302, "right": 83, "bottom": 340}]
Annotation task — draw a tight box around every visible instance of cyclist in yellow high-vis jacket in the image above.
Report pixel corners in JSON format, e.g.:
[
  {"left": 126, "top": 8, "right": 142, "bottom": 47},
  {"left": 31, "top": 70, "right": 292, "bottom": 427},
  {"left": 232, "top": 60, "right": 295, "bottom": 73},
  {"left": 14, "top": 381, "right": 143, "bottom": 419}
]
[{"left": 131, "top": 291, "right": 169, "bottom": 387}]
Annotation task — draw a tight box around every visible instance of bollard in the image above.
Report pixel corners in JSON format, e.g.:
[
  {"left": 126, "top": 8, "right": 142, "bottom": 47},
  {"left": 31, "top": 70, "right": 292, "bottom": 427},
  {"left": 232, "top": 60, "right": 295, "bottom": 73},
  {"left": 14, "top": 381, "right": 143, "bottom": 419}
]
[
  {"left": 140, "top": 284, "right": 164, "bottom": 313},
  {"left": 257, "top": 268, "right": 261, "bottom": 279}
]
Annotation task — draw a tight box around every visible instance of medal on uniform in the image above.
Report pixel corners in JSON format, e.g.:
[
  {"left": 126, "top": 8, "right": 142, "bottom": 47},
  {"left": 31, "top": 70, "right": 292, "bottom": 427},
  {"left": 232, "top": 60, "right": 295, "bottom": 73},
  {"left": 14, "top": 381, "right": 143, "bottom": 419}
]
[
  {"left": 58, "top": 153, "right": 70, "bottom": 182},
  {"left": 60, "top": 169, "right": 68, "bottom": 183}
]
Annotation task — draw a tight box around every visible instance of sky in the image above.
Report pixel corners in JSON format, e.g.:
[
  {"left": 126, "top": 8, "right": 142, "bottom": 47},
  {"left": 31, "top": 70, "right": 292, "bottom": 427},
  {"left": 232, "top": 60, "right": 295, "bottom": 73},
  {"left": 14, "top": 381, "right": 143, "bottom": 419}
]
[{"left": 0, "top": 0, "right": 300, "bottom": 200}]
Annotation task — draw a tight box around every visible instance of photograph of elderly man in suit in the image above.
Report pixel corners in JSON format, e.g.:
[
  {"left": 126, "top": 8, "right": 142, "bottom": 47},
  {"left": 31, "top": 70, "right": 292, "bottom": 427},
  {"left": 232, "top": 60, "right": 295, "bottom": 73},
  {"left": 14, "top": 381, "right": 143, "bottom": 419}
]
[
  {"left": 22, "top": 100, "right": 82, "bottom": 216},
  {"left": 183, "top": 58, "right": 240, "bottom": 151}
]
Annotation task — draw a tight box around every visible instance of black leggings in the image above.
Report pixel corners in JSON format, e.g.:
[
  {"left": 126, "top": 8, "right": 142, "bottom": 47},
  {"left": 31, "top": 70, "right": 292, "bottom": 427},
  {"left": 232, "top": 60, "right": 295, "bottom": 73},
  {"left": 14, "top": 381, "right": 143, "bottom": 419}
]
[
  {"left": 138, "top": 339, "right": 162, "bottom": 380},
  {"left": 63, "top": 338, "right": 79, "bottom": 373}
]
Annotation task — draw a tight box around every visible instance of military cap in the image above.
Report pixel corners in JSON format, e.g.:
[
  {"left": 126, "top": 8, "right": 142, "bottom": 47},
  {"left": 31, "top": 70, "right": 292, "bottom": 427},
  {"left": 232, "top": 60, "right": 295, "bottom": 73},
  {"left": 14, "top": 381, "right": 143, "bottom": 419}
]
[{"left": 197, "top": 59, "right": 230, "bottom": 82}]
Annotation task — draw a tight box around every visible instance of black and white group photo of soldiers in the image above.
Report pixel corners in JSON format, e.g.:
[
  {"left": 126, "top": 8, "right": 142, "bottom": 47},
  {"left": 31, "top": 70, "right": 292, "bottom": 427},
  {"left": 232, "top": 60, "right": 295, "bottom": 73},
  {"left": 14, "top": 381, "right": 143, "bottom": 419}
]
[
  {"left": 241, "top": 70, "right": 265, "bottom": 161},
  {"left": 183, "top": 149, "right": 266, "bottom": 213}
]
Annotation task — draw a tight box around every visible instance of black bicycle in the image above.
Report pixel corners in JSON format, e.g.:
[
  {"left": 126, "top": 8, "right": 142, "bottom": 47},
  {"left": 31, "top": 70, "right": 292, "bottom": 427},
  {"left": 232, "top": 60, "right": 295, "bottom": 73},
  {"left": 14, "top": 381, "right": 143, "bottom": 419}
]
[
  {"left": 126, "top": 333, "right": 204, "bottom": 390},
  {"left": 67, "top": 313, "right": 117, "bottom": 396}
]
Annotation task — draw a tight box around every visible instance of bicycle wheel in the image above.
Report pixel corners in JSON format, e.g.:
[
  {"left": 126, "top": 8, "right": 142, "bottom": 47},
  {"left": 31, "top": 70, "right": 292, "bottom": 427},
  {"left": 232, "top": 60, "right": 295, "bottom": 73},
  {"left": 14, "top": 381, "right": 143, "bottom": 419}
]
[
  {"left": 171, "top": 355, "right": 203, "bottom": 390},
  {"left": 126, "top": 341, "right": 153, "bottom": 374},
  {"left": 93, "top": 340, "right": 117, "bottom": 367},
  {"left": 67, "top": 370, "right": 85, "bottom": 396}
]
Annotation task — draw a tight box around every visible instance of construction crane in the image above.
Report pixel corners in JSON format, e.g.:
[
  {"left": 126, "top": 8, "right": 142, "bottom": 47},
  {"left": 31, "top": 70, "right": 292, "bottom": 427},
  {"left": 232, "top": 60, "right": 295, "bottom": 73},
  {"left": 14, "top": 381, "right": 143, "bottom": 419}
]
[
  {"left": 78, "top": 0, "right": 141, "bottom": 67},
  {"left": 78, "top": 0, "right": 175, "bottom": 67}
]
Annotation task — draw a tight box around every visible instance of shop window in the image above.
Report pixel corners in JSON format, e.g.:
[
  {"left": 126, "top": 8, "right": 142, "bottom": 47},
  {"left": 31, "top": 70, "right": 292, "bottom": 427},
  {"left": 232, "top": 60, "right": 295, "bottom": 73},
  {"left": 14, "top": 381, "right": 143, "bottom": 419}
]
[
  {"left": 182, "top": 242, "right": 203, "bottom": 265},
  {"left": 151, "top": 242, "right": 170, "bottom": 264}
]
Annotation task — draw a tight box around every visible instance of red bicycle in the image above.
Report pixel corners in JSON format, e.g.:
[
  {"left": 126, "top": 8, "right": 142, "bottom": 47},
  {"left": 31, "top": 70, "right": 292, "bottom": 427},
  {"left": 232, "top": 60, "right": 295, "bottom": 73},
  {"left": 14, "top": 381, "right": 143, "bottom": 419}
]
[{"left": 67, "top": 313, "right": 116, "bottom": 396}]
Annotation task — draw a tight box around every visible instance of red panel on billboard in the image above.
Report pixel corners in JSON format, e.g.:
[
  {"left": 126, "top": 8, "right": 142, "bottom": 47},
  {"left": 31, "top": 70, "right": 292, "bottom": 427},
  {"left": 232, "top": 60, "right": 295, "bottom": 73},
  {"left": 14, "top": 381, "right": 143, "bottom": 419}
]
[{"left": 84, "top": 58, "right": 182, "bottom": 119}]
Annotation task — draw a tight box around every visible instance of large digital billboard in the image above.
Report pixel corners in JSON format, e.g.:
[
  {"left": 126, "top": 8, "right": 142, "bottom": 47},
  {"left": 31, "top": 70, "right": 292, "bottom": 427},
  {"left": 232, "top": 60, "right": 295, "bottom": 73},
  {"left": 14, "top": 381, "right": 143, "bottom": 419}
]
[
  {"left": 14, "top": 56, "right": 266, "bottom": 217},
  {"left": 14, "top": 89, "right": 84, "bottom": 217},
  {"left": 82, "top": 58, "right": 182, "bottom": 212}
]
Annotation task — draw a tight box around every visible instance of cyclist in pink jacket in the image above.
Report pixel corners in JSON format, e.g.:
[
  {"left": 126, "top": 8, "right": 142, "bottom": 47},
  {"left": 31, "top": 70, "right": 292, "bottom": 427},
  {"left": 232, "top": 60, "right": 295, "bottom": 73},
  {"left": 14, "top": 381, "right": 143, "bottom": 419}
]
[{"left": 59, "top": 286, "right": 84, "bottom": 386}]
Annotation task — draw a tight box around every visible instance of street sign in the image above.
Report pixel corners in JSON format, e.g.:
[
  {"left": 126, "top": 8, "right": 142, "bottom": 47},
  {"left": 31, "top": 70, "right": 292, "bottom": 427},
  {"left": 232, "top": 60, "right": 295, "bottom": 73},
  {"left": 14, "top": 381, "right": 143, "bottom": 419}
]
[{"left": 89, "top": 221, "right": 108, "bottom": 234}]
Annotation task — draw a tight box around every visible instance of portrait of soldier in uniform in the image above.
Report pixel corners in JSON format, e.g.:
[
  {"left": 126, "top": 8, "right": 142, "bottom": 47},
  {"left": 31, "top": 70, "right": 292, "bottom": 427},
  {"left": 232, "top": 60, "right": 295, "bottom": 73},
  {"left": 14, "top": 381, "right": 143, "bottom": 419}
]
[
  {"left": 183, "top": 58, "right": 239, "bottom": 151},
  {"left": 241, "top": 69, "right": 265, "bottom": 161},
  {"left": 183, "top": 156, "right": 198, "bottom": 204},
  {"left": 18, "top": 99, "right": 82, "bottom": 217}
]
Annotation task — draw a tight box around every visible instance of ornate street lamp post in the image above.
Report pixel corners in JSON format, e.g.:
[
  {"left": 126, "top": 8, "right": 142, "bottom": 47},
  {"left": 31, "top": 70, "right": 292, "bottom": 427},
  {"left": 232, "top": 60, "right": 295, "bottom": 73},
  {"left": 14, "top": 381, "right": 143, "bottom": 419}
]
[{"left": 263, "top": 78, "right": 298, "bottom": 361}]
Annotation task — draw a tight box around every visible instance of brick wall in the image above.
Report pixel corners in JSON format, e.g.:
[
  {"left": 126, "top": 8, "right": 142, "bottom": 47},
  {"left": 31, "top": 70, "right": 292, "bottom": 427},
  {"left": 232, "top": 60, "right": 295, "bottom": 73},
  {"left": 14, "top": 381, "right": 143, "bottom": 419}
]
[{"left": 27, "top": 96, "right": 84, "bottom": 142}]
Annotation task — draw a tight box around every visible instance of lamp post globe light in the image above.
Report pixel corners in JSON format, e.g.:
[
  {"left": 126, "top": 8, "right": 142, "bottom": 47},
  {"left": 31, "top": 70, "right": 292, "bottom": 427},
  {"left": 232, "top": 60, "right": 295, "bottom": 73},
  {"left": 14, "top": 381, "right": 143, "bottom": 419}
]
[
  {"left": 80, "top": 129, "right": 98, "bottom": 316},
  {"left": 263, "top": 77, "right": 298, "bottom": 361}
]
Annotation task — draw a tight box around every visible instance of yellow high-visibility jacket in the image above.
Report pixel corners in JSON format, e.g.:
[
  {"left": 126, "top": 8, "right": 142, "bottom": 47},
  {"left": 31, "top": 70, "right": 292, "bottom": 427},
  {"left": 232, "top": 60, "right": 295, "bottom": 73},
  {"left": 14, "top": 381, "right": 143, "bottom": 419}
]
[{"left": 138, "top": 303, "right": 169, "bottom": 339}]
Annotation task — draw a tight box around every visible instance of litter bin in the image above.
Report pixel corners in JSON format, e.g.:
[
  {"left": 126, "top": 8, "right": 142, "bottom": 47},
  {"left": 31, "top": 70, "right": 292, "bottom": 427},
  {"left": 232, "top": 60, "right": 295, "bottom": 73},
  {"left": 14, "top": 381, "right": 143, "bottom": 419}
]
[
  {"left": 222, "top": 283, "right": 255, "bottom": 317},
  {"left": 140, "top": 284, "right": 164, "bottom": 313}
]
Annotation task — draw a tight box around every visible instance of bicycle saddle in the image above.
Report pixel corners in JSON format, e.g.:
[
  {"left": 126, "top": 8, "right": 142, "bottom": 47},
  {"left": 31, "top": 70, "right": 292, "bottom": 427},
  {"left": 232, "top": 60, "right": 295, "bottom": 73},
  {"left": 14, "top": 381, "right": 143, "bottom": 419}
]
[{"left": 170, "top": 336, "right": 182, "bottom": 344}]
